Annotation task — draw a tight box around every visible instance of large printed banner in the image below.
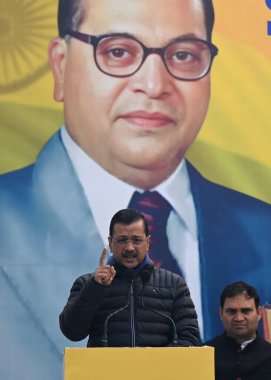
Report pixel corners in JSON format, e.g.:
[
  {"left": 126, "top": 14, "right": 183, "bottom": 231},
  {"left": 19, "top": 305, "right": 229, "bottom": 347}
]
[
  {"left": 0, "top": 2, "right": 271, "bottom": 380},
  {"left": 1, "top": 1, "right": 271, "bottom": 202}
]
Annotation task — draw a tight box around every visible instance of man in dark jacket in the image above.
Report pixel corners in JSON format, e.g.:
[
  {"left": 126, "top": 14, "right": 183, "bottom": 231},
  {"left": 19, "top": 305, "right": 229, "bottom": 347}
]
[
  {"left": 205, "top": 281, "right": 271, "bottom": 380},
  {"left": 59, "top": 208, "right": 199, "bottom": 347}
]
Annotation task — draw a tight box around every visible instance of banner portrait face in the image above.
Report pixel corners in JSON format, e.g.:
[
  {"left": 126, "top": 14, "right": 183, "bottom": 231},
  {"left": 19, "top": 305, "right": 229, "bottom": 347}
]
[{"left": 49, "top": 0, "right": 211, "bottom": 190}]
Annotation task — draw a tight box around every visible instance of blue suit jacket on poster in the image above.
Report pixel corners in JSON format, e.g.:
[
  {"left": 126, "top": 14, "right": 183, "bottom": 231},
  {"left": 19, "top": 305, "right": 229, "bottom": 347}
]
[{"left": 1, "top": 131, "right": 271, "bottom": 380}]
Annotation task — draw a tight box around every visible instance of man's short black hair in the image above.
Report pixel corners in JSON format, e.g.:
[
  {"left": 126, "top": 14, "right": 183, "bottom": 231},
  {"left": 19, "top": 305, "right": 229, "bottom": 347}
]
[
  {"left": 220, "top": 281, "right": 260, "bottom": 309},
  {"left": 57, "top": 0, "right": 214, "bottom": 41},
  {"left": 109, "top": 209, "right": 149, "bottom": 237},
  {"left": 58, "top": 0, "right": 85, "bottom": 38},
  {"left": 202, "top": 0, "right": 214, "bottom": 41}
]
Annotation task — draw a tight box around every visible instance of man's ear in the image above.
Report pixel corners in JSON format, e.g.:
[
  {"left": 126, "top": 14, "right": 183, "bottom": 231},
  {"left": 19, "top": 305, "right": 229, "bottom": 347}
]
[
  {"left": 219, "top": 307, "right": 223, "bottom": 320},
  {"left": 48, "top": 37, "right": 67, "bottom": 102},
  {"left": 146, "top": 235, "right": 151, "bottom": 252},
  {"left": 257, "top": 306, "right": 262, "bottom": 321},
  {"left": 108, "top": 236, "right": 113, "bottom": 253}
]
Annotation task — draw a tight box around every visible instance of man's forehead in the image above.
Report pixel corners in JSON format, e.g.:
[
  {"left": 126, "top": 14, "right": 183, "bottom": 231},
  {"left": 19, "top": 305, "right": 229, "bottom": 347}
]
[
  {"left": 82, "top": 0, "right": 206, "bottom": 39},
  {"left": 191, "top": 0, "right": 204, "bottom": 11},
  {"left": 84, "top": 0, "right": 205, "bottom": 16},
  {"left": 223, "top": 294, "right": 256, "bottom": 308},
  {"left": 85, "top": 0, "right": 204, "bottom": 9},
  {"left": 114, "top": 221, "right": 145, "bottom": 231}
]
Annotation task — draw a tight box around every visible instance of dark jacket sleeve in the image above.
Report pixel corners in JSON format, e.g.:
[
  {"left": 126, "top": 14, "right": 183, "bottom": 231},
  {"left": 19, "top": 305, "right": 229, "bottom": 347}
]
[
  {"left": 172, "top": 275, "right": 200, "bottom": 347},
  {"left": 59, "top": 274, "right": 108, "bottom": 341}
]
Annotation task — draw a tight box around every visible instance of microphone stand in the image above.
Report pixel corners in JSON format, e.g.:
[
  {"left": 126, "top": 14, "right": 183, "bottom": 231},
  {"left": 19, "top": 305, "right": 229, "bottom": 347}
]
[
  {"left": 101, "top": 303, "right": 130, "bottom": 347},
  {"left": 140, "top": 272, "right": 179, "bottom": 347},
  {"left": 101, "top": 271, "right": 134, "bottom": 347}
]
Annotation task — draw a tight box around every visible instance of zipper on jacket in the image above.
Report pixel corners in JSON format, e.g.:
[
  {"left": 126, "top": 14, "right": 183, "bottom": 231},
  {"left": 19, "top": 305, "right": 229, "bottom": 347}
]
[{"left": 129, "top": 280, "right": 136, "bottom": 347}]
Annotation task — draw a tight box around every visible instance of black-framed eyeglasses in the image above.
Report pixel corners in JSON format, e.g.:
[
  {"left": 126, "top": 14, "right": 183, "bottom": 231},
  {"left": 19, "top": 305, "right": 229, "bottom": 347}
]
[
  {"left": 65, "top": 29, "right": 218, "bottom": 81},
  {"left": 111, "top": 237, "right": 149, "bottom": 246}
]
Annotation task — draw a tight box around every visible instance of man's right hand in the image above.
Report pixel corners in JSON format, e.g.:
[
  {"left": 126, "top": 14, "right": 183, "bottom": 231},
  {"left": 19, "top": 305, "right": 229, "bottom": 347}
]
[{"left": 94, "top": 247, "right": 116, "bottom": 285}]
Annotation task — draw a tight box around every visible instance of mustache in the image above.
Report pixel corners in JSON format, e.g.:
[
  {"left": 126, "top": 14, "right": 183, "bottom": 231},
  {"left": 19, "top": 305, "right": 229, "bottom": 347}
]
[{"left": 122, "top": 251, "right": 137, "bottom": 258}]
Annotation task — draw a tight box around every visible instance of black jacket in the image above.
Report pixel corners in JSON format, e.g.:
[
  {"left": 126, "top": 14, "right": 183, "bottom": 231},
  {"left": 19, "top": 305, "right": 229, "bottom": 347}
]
[
  {"left": 59, "top": 263, "right": 199, "bottom": 347},
  {"left": 205, "top": 333, "right": 271, "bottom": 380}
]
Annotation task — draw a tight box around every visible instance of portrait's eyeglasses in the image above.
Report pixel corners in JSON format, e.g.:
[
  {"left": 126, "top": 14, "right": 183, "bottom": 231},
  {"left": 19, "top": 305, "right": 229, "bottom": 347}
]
[
  {"left": 65, "top": 30, "right": 218, "bottom": 81},
  {"left": 111, "top": 237, "right": 149, "bottom": 246}
]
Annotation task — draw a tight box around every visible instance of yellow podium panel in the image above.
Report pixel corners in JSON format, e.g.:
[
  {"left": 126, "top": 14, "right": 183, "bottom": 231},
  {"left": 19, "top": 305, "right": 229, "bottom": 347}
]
[{"left": 64, "top": 346, "right": 214, "bottom": 380}]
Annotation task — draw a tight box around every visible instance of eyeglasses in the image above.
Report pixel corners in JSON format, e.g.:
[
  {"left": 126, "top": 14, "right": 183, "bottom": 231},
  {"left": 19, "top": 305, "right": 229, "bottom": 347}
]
[
  {"left": 111, "top": 237, "right": 149, "bottom": 246},
  {"left": 65, "top": 30, "right": 218, "bottom": 81}
]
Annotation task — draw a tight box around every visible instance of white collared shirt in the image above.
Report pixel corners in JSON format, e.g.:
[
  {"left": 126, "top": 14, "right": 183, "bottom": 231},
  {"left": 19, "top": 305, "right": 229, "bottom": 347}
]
[
  {"left": 241, "top": 338, "right": 255, "bottom": 350},
  {"left": 61, "top": 126, "right": 203, "bottom": 336}
]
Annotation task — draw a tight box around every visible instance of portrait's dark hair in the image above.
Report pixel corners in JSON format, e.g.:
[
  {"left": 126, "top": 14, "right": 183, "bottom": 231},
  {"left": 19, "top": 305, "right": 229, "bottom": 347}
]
[
  {"left": 57, "top": 0, "right": 215, "bottom": 41},
  {"left": 220, "top": 281, "right": 260, "bottom": 309},
  {"left": 109, "top": 209, "right": 149, "bottom": 237},
  {"left": 202, "top": 0, "right": 215, "bottom": 41},
  {"left": 58, "top": 0, "right": 85, "bottom": 38}
]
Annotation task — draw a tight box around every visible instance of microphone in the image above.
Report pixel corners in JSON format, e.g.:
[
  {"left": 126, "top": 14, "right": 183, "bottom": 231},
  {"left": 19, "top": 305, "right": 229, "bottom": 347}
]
[
  {"left": 140, "top": 270, "right": 179, "bottom": 347},
  {"left": 101, "top": 270, "right": 134, "bottom": 347},
  {"left": 101, "top": 302, "right": 129, "bottom": 347}
]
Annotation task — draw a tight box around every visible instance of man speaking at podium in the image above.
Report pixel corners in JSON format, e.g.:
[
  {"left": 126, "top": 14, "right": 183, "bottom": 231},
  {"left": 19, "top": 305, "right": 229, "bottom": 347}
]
[{"left": 59, "top": 209, "right": 200, "bottom": 347}]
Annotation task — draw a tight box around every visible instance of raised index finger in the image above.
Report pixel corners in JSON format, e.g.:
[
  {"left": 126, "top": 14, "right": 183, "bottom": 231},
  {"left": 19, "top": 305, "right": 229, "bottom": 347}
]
[{"left": 99, "top": 246, "right": 107, "bottom": 266}]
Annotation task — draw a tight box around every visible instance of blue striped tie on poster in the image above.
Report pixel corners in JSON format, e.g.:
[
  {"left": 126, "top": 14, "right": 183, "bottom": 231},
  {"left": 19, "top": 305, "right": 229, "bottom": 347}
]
[{"left": 0, "top": 1, "right": 271, "bottom": 380}]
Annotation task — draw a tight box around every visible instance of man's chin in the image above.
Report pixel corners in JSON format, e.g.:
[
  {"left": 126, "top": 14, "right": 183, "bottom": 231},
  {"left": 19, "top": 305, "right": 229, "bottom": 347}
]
[{"left": 231, "top": 328, "right": 249, "bottom": 338}]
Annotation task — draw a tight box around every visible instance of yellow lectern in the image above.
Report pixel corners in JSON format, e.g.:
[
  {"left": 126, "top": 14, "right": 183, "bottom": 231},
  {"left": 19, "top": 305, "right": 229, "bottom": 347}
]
[{"left": 64, "top": 346, "right": 214, "bottom": 380}]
